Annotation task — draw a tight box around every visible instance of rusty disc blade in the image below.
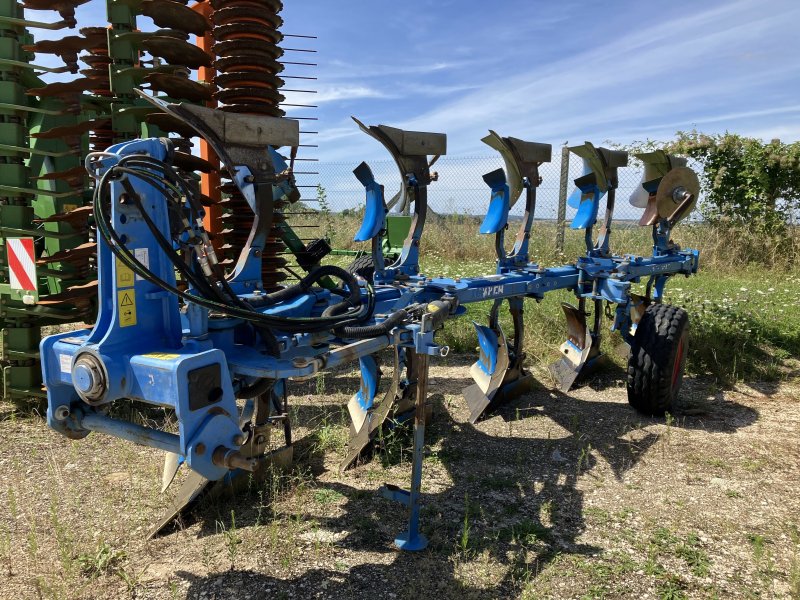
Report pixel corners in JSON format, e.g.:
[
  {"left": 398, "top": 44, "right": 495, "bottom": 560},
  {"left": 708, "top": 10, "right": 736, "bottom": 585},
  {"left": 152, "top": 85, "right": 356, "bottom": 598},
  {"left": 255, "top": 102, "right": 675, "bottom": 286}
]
[
  {"left": 79, "top": 26, "right": 109, "bottom": 52},
  {"left": 27, "top": 78, "right": 96, "bottom": 96},
  {"left": 173, "top": 151, "right": 213, "bottom": 173},
  {"left": 35, "top": 205, "right": 93, "bottom": 229},
  {"left": 215, "top": 71, "right": 283, "bottom": 91},
  {"left": 38, "top": 242, "right": 96, "bottom": 265},
  {"left": 141, "top": 0, "right": 211, "bottom": 35},
  {"left": 145, "top": 112, "right": 197, "bottom": 137},
  {"left": 23, "top": 0, "right": 89, "bottom": 22},
  {"left": 81, "top": 51, "right": 110, "bottom": 62},
  {"left": 212, "top": 39, "right": 283, "bottom": 62},
  {"left": 32, "top": 165, "right": 87, "bottom": 183},
  {"left": 219, "top": 103, "right": 284, "bottom": 117},
  {"left": 212, "top": 5, "right": 282, "bottom": 29},
  {"left": 23, "top": 32, "right": 105, "bottom": 55},
  {"left": 210, "top": 0, "right": 281, "bottom": 10},
  {"left": 37, "top": 280, "right": 98, "bottom": 309},
  {"left": 213, "top": 55, "right": 282, "bottom": 76},
  {"left": 140, "top": 36, "right": 212, "bottom": 68},
  {"left": 143, "top": 72, "right": 213, "bottom": 102},
  {"left": 215, "top": 87, "right": 284, "bottom": 107},
  {"left": 213, "top": 22, "right": 283, "bottom": 45},
  {"left": 31, "top": 119, "right": 108, "bottom": 139}
]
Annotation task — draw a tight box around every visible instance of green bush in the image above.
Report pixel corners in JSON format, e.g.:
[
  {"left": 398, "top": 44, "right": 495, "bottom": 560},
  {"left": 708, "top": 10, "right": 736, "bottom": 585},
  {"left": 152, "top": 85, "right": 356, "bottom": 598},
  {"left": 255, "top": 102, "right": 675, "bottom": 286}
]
[{"left": 668, "top": 131, "right": 800, "bottom": 235}]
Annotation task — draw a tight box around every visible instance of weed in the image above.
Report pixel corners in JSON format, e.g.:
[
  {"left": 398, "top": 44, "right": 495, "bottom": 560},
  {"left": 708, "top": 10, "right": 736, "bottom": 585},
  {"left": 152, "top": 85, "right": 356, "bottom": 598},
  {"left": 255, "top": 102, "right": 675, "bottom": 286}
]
[
  {"left": 0, "top": 526, "right": 10, "bottom": 576},
  {"left": 315, "top": 371, "right": 326, "bottom": 395},
  {"left": 658, "top": 577, "right": 687, "bottom": 600},
  {"left": 458, "top": 494, "right": 472, "bottom": 555},
  {"left": 742, "top": 458, "right": 765, "bottom": 472},
  {"left": 540, "top": 500, "right": 554, "bottom": 524},
  {"left": 334, "top": 560, "right": 348, "bottom": 572},
  {"left": 652, "top": 526, "right": 679, "bottom": 548},
  {"left": 216, "top": 510, "right": 242, "bottom": 570},
  {"left": 316, "top": 183, "right": 334, "bottom": 239},
  {"left": 584, "top": 506, "right": 610, "bottom": 524},
  {"left": 6, "top": 487, "right": 17, "bottom": 520},
  {"left": 644, "top": 554, "right": 665, "bottom": 577},
  {"left": 577, "top": 442, "right": 593, "bottom": 473},
  {"left": 580, "top": 584, "right": 608, "bottom": 599},
  {"left": 676, "top": 534, "right": 710, "bottom": 577},
  {"left": 49, "top": 498, "right": 75, "bottom": 575},
  {"left": 27, "top": 520, "right": 39, "bottom": 559},
  {"left": 500, "top": 518, "right": 552, "bottom": 546},
  {"left": 77, "top": 541, "right": 126, "bottom": 577},
  {"left": 376, "top": 419, "right": 412, "bottom": 467},
  {"left": 782, "top": 524, "right": 800, "bottom": 599},
  {"left": 201, "top": 538, "right": 214, "bottom": 573},
  {"left": 116, "top": 565, "right": 142, "bottom": 595},
  {"left": 313, "top": 488, "right": 345, "bottom": 504},
  {"left": 313, "top": 415, "right": 346, "bottom": 454},
  {"left": 749, "top": 533, "right": 768, "bottom": 562}
]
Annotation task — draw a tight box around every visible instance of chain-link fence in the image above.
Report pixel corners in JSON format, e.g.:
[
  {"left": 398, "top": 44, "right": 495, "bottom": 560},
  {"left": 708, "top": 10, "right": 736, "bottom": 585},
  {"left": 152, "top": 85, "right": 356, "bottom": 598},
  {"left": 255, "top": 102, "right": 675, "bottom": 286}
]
[{"left": 294, "top": 151, "right": 704, "bottom": 224}]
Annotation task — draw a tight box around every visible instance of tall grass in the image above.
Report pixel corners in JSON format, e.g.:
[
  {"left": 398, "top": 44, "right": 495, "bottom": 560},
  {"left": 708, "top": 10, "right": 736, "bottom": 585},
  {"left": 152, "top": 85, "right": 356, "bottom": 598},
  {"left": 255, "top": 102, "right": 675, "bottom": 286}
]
[
  {"left": 299, "top": 211, "right": 800, "bottom": 385},
  {"left": 296, "top": 211, "right": 800, "bottom": 274}
]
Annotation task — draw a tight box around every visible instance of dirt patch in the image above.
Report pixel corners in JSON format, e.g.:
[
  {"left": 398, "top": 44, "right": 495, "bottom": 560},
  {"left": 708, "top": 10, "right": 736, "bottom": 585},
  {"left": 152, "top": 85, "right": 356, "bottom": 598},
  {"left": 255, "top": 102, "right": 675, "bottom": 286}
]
[{"left": 0, "top": 364, "right": 798, "bottom": 599}]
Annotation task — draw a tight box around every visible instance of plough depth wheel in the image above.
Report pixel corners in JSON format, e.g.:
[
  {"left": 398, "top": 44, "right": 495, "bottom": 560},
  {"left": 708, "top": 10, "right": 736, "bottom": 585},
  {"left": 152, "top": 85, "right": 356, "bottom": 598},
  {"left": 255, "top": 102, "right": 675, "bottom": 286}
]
[{"left": 626, "top": 303, "right": 689, "bottom": 415}]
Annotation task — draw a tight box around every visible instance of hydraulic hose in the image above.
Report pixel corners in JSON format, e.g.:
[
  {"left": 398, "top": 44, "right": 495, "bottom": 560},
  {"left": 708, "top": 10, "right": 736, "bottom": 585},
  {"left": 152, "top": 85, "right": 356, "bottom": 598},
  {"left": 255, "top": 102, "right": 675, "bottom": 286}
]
[
  {"left": 91, "top": 155, "right": 374, "bottom": 333},
  {"left": 335, "top": 308, "right": 409, "bottom": 339}
]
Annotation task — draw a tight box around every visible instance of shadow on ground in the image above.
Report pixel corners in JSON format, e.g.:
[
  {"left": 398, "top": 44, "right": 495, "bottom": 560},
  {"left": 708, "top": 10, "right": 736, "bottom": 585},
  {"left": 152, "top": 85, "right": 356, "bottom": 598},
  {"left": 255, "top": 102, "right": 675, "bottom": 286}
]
[{"left": 174, "top": 368, "right": 759, "bottom": 599}]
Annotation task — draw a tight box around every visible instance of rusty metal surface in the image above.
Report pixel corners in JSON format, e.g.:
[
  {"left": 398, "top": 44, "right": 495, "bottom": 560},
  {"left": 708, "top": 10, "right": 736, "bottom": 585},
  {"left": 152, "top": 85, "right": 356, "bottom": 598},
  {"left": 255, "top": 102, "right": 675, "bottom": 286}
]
[
  {"left": 22, "top": 30, "right": 106, "bottom": 72},
  {"left": 32, "top": 165, "right": 87, "bottom": 186},
  {"left": 139, "top": 34, "right": 213, "bottom": 69},
  {"left": 34, "top": 206, "right": 93, "bottom": 231},
  {"left": 27, "top": 78, "right": 96, "bottom": 97},
  {"left": 140, "top": 0, "right": 211, "bottom": 35},
  {"left": 173, "top": 151, "right": 213, "bottom": 173},
  {"left": 22, "top": 0, "right": 89, "bottom": 25},
  {"left": 31, "top": 119, "right": 107, "bottom": 139},
  {"left": 143, "top": 72, "right": 213, "bottom": 102},
  {"left": 145, "top": 112, "right": 197, "bottom": 137},
  {"left": 36, "top": 281, "right": 97, "bottom": 311},
  {"left": 209, "top": 0, "right": 294, "bottom": 288},
  {"left": 37, "top": 242, "right": 96, "bottom": 265}
]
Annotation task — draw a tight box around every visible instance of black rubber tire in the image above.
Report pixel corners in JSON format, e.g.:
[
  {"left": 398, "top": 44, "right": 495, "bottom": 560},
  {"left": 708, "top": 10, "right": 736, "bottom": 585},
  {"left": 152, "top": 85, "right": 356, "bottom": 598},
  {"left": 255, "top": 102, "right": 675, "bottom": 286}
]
[
  {"left": 347, "top": 255, "right": 375, "bottom": 283},
  {"left": 626, "top": 303, "right": 689, "bottom": 416}
]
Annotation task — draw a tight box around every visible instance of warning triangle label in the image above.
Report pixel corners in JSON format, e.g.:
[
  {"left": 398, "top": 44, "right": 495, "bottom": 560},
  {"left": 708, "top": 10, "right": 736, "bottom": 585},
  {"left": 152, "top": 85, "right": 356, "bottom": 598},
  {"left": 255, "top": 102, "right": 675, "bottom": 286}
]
[{"left": 120, "top": 293, "right": 133, "bottom": 306}]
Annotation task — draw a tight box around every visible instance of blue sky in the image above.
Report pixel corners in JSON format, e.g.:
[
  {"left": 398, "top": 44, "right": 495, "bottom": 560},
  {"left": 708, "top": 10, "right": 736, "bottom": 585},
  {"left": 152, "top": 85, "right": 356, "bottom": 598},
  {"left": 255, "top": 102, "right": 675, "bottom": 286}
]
[
  {"left": 29, "top": 0, "right": 799, "bottom": 165},
  {"left": 280, "top": 0, "right": 800, "bottom": 161}
]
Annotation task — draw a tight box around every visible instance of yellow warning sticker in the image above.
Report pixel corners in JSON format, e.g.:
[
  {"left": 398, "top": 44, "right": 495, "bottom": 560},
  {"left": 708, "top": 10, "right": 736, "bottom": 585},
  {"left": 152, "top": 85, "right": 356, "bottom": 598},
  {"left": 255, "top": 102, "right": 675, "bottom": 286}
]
[
  {"left": 141, "top": 352, "right": 180, "bottom": 360},
  {"left": 118, "top": 289, "right": 137, "bottom": 327},
  {"left": 116, "top": 257, "right": 135, "bottom": 288}
]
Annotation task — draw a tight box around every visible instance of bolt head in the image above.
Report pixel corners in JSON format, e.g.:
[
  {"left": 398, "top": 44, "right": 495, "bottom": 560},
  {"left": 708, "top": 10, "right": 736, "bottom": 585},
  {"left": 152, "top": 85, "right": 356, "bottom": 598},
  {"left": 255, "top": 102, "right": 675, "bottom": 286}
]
[{"left": 54, "top": 405, "right": 70, "bottom": 421}]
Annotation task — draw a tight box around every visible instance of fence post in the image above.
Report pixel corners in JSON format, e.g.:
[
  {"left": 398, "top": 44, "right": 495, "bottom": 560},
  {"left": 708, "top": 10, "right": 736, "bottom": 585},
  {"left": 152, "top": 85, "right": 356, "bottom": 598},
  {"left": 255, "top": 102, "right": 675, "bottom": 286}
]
[{"left": 556, "top": 145, "right": 569, "bottom": 252}]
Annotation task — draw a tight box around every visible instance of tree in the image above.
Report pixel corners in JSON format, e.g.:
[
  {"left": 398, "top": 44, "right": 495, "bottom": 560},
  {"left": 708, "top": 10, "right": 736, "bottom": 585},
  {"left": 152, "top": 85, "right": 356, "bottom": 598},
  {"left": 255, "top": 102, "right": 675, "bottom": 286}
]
[{"left": 667, "top": 131, "right": 800, "bottom": 234}]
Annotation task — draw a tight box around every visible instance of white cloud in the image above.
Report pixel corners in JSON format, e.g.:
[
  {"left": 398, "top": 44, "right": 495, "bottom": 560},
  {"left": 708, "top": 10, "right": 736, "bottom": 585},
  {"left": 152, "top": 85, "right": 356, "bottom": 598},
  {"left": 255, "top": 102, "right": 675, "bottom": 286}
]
[
  {"left": 283, "top": 85, "right": 391, "bottom": 110},
  {"left": 375, "top": 1, "right": 799, "bottom": 155}
]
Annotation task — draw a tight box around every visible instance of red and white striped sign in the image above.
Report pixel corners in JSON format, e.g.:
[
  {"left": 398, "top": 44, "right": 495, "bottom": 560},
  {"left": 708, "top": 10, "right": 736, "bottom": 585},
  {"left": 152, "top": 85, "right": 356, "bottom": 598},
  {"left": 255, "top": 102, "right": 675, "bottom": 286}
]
[{"left": 7, "top": 238, "right": 37, "bottom": 291}]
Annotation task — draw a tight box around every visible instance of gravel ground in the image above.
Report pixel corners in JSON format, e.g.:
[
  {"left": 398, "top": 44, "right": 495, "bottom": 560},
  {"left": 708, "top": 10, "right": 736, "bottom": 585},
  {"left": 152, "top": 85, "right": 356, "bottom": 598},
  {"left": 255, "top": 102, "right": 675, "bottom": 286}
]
[{"left": 0, "top": 359, "right": 798, "bottom": 599}]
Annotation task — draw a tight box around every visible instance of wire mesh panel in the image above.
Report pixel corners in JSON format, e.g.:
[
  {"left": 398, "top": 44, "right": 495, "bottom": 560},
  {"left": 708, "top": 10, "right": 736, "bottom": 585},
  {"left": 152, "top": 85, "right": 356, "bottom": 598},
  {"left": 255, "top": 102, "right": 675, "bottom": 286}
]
[{"left": 300, "top": 153, "right": 704, "bottom": 224}]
